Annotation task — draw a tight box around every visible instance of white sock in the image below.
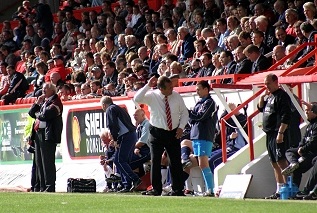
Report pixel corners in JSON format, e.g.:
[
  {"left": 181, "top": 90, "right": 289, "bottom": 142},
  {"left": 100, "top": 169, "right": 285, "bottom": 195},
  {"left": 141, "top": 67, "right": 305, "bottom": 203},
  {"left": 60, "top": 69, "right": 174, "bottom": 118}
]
[
  {"left": 185, "top": 174, "right": 193, "bottom": 191},
  {"left": 276, "top": 183, "right": 284, "bottom": 193},
  {"left": 161, "top": 168, "right": 168, "bottom": 186}
]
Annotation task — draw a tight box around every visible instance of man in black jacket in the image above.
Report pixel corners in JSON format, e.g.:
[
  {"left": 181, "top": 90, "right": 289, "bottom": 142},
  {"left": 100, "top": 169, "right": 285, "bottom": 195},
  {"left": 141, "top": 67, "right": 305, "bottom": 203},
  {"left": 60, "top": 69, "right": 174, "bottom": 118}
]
[
  {"left": 258, "top": 73, "right": 292, "bottom": 199},
  {"left": 1, "top": 65, "right": 28, "bottom": 105},
  {"left": 28, "top": 83, "right": 63, "bottom": 192},
  {"left": 244, "top": 44, "right": 272, "bottom": 73},
  {"left": 282, "top": 102, "right": 317, "bottom": 188}
]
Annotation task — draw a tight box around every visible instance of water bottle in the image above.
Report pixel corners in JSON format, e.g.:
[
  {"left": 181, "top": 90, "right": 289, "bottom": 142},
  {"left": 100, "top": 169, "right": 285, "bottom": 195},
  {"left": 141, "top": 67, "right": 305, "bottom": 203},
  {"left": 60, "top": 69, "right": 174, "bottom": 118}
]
[
  {"left": 280, "top": 184, "right": 290, "bottom": 200},
  {"left": 288, "top": 176, "right": 299, "bottom": 197}
]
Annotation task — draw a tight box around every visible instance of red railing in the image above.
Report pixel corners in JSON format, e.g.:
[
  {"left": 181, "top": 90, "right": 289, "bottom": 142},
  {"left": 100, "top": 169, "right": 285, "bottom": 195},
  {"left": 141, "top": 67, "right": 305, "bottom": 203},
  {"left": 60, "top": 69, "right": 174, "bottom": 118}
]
[{"left": 220, "top": 88, "right": 265, "bottom": 162}]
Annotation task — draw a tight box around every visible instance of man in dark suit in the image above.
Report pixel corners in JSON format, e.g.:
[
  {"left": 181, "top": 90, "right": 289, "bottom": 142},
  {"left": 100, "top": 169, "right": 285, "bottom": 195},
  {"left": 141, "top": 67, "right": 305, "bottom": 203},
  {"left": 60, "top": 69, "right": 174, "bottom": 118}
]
[
  {"left": 244, "top": 44, "right": 272, "bottom": 73},
  {"left": 219, "top": 51, "right": 236, "bottom": 84},
  {"left": 28, "top": 83, "right": 63, "bottom": 192},
  {"left": 234, "top": 46, "right": 252, "bottom": 74},
  {"left": 298, "top": 22, "right": 317, "bottom": 67},
  {"left": 177, "top": 26, "right": 195, "bottom": 64},
  {"left": 1, "top": 65, "right": 29, "bottom": 105}
]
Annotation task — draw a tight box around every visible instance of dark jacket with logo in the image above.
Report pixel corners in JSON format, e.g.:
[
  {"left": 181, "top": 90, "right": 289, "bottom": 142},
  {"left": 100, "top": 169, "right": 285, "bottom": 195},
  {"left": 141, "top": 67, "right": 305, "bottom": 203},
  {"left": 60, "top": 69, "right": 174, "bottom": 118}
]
[{"left": 189, "top": 95, "right": 218, "bottom": 142}]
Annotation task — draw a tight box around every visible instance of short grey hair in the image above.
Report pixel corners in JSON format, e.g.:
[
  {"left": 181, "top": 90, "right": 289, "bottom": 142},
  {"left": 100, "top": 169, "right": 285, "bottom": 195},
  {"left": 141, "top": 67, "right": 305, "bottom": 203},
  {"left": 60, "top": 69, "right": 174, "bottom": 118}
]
[
  {"left": 100, "top": 96, "right": 113, "bottom": 106},
  {"left": 44, "top": 83, "right": 57, "bottom": 94}
]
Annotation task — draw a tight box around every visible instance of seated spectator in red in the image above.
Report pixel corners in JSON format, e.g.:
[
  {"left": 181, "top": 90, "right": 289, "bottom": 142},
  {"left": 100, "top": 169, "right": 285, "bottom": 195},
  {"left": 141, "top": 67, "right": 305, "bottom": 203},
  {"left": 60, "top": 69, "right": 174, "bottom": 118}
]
[
  {"left": 15, "top": 51, "right": 28, "bottom": 74},
  {"left": 45, "top": 55, "right": 68, "bottom": 83},
  {"left": 285, "top": 9, "right": 299, "bottom": 38},
  {"left": 1, "top": 65, "right": 29, "bottom": 105}
]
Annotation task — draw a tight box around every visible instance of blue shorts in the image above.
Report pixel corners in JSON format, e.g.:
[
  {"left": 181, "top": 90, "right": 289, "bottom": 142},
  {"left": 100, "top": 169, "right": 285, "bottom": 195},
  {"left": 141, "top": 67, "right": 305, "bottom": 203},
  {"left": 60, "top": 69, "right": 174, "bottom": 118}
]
[{"left": 192, "top": 140, "right": 212, "bottom": 157}]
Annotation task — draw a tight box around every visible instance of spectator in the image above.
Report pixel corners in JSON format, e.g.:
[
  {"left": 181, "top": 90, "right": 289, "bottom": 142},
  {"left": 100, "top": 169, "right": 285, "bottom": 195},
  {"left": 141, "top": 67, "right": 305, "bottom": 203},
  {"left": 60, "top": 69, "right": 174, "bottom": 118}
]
[
  {"left": 193, "top": 39, "right": 208, "bottom": 60},
  {"left": 197, "top": 52, "right": 214, "bottom": 77},
  {"left": 233, "top": 46, "right": 252, "bottom": 74},
  {"left": 177, "top": 26, "right": 195, "bottom": 64},
  {"left": 303, "top": 2, "right": 316, "bottom": 25},
  {"left": 0, "top": 62, "right": 9, "bottom": 99},
  {"left": 297, "top": 22, "right": 317, "bottom": 66},
  {"left": 102, "top": 61, "right": 118, "bottom": 87},
  {"left": 205, "top": 37, "right": 223, "bottom": 55},
  {"left": 275, "top": 27, "right": 295, "bottom": 48},
  {"left": 216, "top": 18, "right": 230, "bottom": 50},
  {"left": 219, "top": 50, "right": 236, "bottom": 84},
  {"left": 272, "top": 45, "right": 286, "bottom": 65},
  {"left": 285, "top": 9, "right": 299, "bottom": 37},
  {"left": 24, "top": 25, "right": 41, "bottom": 47},
  {"left": 254, "top": 15, "right": 278, "bottom": 50},
  {"left": 238, "top": 31, "right": 252, "bottom": 48},
  {"left": 252, "top": 30, "right": 271, "bottom": 55},
  {"left": 244, "top": 44, "right": 272, "bottom": 73},
  {"left": 34, "top": 0, "right": 54, "bottom": 38},
  {"left": 45, "top": 55, "right": 67, "bottom": 83},
  {"left": 1, "top": 65, "right": 29, "bottom": 105}
]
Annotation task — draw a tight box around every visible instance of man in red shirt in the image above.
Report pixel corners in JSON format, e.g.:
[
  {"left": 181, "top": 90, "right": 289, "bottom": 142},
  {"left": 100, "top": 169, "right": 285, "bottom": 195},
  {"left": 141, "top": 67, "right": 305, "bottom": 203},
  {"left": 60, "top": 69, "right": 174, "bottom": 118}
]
[{"left": 45, "top": 55, "right": 69, "bottom": 83}]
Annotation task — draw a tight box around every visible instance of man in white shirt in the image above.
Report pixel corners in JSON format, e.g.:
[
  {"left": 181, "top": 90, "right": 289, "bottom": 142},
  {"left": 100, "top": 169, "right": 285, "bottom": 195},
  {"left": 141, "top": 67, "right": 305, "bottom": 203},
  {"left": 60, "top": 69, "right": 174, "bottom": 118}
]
[{"left": 134, "top": 76, "right": 189, "bottom": 196}]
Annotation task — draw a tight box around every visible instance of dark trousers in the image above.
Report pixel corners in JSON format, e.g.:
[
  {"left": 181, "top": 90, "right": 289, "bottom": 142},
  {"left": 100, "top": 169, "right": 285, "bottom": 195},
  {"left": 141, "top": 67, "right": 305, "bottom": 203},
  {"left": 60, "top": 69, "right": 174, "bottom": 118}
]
[
  {"left": 114, "top": 131, "right": 139, "bottom": 189},
  {"left": 305, "top": 156, "right": 317, "bottom": 191},
  {"left": 209, "top": 147, "right": 239, "bottom": 173},
  {"left": 285, "top": 148, "right": 316, "bottom": 187},
  {"left": 1, "top": 93, "right": 18, "bottom": 105},
  {"left": 130, "top": 146, "right": 151, "bottom": 170},
  {"left": 149, "top": 125, "right": 183, "bottom": 194},
  {"left": 35, "top": 129, "right": 56, "bottom": 192}
]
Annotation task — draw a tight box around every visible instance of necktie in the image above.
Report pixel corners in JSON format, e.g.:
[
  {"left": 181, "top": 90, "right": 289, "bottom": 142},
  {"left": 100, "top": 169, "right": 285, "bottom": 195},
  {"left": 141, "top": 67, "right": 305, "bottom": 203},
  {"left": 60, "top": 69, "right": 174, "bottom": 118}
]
[{"left": 165, "top": 96, "right": 172, "bottom": 130}]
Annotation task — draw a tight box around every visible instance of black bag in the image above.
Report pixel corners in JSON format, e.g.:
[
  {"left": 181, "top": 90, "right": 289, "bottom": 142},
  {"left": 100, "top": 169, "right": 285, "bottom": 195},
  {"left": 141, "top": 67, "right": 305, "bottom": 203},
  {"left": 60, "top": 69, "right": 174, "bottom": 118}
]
[{"left": 67, "top": 178, "right": 96, "bottom": 193}]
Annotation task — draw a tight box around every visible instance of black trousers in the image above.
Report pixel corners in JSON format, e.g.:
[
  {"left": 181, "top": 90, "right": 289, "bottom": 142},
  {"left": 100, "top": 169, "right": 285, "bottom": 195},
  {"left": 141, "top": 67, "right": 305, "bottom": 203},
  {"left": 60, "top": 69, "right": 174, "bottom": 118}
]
[
  {"left": 149, "top": 125, "right": 183, "bottom": 194},
  {"left": 285, "top": 148, "right": 316, "bottom": 187},
  {"left": 35, "top": 129, "right": 57, "bottom": 192},
  {"left": 305, "top": 156, "right": 317, "bottom": 192}
]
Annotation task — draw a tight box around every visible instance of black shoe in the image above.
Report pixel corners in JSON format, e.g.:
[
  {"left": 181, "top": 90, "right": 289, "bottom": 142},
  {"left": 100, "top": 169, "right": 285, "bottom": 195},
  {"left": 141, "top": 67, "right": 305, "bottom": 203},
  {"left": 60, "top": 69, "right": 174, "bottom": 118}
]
[
  {"left": 303, "top": 191, "right": 317, "bottom": 200},
  {"left": 295, "top": 190, "right": 309, "bottom": 199},
  {"left": 130, "top": 178, "right": 142, "bottom": 192},
  {"left": 265, "top": 193, "right": 280, "bottom": 199},
  {"left": 167, "top": 190, "right": 185, "bottom": 196},
  {"left": 106, "top": 174, "right": 121, "bottom": 183},
  {"left": 281, "top": 163, "right": 299, "bottom": 176},
  {"left": 141, "top": 189, "right": 161, "bottom": 196},
  {"left": 117, "top": 188, "right": 130, "bottom": 193}
]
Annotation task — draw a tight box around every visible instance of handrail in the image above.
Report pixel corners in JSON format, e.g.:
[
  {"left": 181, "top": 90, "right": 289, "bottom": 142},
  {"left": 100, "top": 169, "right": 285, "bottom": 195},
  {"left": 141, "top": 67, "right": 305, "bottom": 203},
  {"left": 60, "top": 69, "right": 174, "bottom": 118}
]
[
  {"left": 220, "top": 87, "right": 265, "bottom": 162},
  {"left": 246, "top": 109, "right": 260, "bottom": 161}
]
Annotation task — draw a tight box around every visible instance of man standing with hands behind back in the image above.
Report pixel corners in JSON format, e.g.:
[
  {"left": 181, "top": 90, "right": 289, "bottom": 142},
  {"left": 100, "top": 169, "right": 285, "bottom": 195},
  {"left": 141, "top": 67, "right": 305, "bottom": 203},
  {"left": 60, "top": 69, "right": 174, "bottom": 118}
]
[
  {"left": 28, "top": 83, "right": 63, "bottom": 192},
  {"left": 134, "top": 76, "right": 189, "bottom": 196},
  {"left": 257, "top": 73, "right": 291, "bottom": 199}
]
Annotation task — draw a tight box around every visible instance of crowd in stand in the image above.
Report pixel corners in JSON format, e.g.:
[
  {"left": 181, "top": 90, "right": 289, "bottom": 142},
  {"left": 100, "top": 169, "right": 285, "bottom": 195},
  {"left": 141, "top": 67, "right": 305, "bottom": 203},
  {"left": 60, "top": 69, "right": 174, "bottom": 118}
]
[{"left": 1, "top": 0, "right": 317, "bottom": 104}]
